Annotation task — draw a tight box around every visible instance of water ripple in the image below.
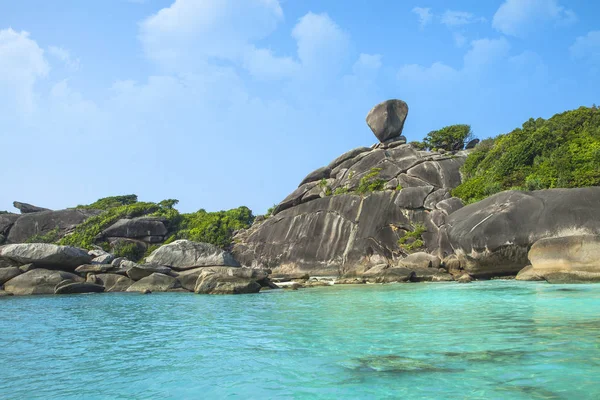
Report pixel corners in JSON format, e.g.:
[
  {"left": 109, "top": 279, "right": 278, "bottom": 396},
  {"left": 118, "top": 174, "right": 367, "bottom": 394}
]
[{"left": 1, "top": 282, "right": 600, "bottom": 399}]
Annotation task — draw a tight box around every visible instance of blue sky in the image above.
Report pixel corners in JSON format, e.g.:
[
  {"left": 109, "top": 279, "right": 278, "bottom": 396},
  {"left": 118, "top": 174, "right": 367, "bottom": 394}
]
[{"left": 1, "top": 0, "right": 599, "bottom": 214}]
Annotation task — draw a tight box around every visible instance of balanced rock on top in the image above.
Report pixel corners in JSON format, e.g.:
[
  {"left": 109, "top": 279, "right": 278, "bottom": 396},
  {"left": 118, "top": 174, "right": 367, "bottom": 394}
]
[{"left": 366, "top": 99, "right": 409, "bottom": 143}]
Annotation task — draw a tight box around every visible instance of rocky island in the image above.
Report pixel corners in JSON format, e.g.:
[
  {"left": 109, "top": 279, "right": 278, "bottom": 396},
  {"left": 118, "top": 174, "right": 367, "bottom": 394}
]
[{"left": 2, "top": 100, "right": 600, "bottom": 296}]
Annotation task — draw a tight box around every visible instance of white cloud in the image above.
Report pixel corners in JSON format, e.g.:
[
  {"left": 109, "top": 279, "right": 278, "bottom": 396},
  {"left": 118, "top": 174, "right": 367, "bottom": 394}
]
[
  {"left": 292, "top": 12, "right": 349, "bottom": 74},
  {"left": 243, "top": 46, "right": 300, "bottom": 80},
  {"left": 48, "top": 46, "right": 80, "bottom": 71},
  {"left": 397, "top": 62, "right": 459, "bottom": 83},
  {"left": 570, "top": 31, "right": 600, "bottom": 62},
  {"left": 352, "top": 53, "right": 382, "bottom": 74},
  {"left": 139, "top": 0, "right": 283, "bottom": 69},
  {"left": 453, "top": 32, "right": 467, "bottom": 48},
  {"left": 441, "top": 10, "right": 485, "bottom": 27},
  {"left": 492, "top": 0, "right": 577, "bottom": 37},
  {"left": 0, "top": 28, "right": 49, "bottom": 115},
  {"left": 412, "top": 7, "right": 433, "bottom": 29},
  {"left": 397, "top": 37, "right": 511, "bottom": 84},
  {"left": 464, "top": 38, "right": 511, "bottom": 70}
]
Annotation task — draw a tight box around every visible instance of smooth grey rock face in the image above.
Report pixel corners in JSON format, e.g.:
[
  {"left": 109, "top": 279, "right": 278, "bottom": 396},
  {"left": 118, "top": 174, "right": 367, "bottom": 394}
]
[
  {"left": 447, "top": 188, "right": 600, "bottom": 278},
  {"left": 91, "top": 254, "right": 115, "bottom": 265},
  {"left": 515, "top": 265, "right": 544, "bottom": 281},
  {"left": 363, "top": 266, "right": 414, "bottom": 283},
  {"left": 235, "top": 143, "right": 468, "bottom": 277},
  {"left": 465, "top": 139, "right": 480, "bottom": 149},
  {"left": 54, "top": 282, "right": 105, "bottom": 294},
  {"left": 95, "top": 273, "right": 134, "bottom": 292},
  {"left": 13, "top": 201, "right": 50, "bottom": 214},
  {"left": 0, "top": 243, "right": 92, "bottom": 271},
  {"left": 126, "top": 264, "right": 173, "bottom": 281},
  {"left": 101, "top": 217, "right": 168, "bottom": 240},
  {"left": 126, "top": 273, "right": 181, "bottom": 292},
  {"left": 145, "top": 240, "right": 240, "bottom": 271},
  {"left": 75, "top": 264, "right": 113, "bottom": 275},
  {"left": 194, "top": 267, "right": 262, "bottom": 295},
  {"left": 3, "top": 269, "right": 83, "bottom": 295},
  {"left": 398, "top": 252, "right": 441, "bottom": 269},
  {"left": 327, "top": 147, "right": 372, "bottom": 170},
  {"left": 436, "top": 197, "right": 464, "bottom": 215},
  {"left": 298, "top": 166, "right": 332, "bottom": 187},
  {"left": 0, "top": 266, "right": 21, "bottom": 285},
  {"left": 528, "top": 235, "right": 600, "bottom": 283},
  {"left": 0, "top": 213, "right": 19, "bottom": 237},
  {"left": 6, "top": 208, "right": 100, "bottom": 243},
  {"left": 394, "top": 186, "right": 434, "bottom": 209},
  {"left": 366, "top": 99, "right": 409, "bottom": 143}
]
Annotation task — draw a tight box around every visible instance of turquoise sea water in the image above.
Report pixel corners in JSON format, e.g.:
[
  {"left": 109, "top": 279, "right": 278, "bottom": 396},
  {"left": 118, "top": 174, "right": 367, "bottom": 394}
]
[{"left": 2, "top": 281, "right": 600, "bottom": 399}]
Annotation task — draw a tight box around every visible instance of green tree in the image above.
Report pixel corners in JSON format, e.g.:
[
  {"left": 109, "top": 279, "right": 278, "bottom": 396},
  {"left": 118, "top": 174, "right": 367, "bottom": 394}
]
[
  {"left": 423, "top": 124, "right": 473, "bottom": 151},
  {"left": 453, "top": 106, "right": 600, "bottom": 203}
]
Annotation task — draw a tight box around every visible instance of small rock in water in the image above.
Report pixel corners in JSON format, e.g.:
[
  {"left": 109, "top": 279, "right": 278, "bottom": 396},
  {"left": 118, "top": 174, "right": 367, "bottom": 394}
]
[{"left": 142, "top": 289, "right": 152, "bottom": 294}]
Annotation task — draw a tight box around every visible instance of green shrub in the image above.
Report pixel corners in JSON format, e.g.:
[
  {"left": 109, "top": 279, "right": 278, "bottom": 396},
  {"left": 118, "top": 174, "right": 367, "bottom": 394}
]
[
  {"left": 398, "top": 223, "right": 427, "bottom": 253},
  {"left": 59, "top": 202, "right": 170, "bottom": 249},
  {"left": 334, "top": 187, "right": 350, "bottom": 195},
  {"left": 356, "top": 168, "right": 386, "bottom": 195},
  {"left": 61, "top": 194, "right": 254, "bottom": 251},
  {"left": 112, "top": 241, "right": 145, "bottom": 261},
  {"left": 424, "top": 124, "right": 473, "bottom": 151},
  {"left": 409, "top": 141, "right": 426, "bottom": 150},
  {"left": 453, "top": 107, "right": 600, "bottom": 203},
  {"left": 395, "top": 184, "right": 403, "bottom": 191},
  {"left": 26, "top": 227, "right": 61, "bottom": 244},
  {"left": 176, "top": 206, "right": 254, "bottom": 249},
  {"left": 76, "top": 195, "right": 139, "bottom": 210}
]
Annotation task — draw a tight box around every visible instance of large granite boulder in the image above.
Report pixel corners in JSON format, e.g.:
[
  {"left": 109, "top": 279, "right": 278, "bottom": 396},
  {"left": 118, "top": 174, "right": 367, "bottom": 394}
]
[
  {"left": 194, "top": 267, "right": 262, "bottom": 295},
  {"left": 366, "top": 99, "right": 409, "bottom": 143},
  {"left": 3, "top": 269, "right": 83, "bottom": 295},
  {"left": 398, "top": 252, "right": 441, "bottom": 269},
  {"left": 234, "top": 190, "right": 453, "bottom": 277},
  {"left": 54, "top": 281, "right": 105, "bottom": 294},
  {"left": 446, "top": 188, "right": 600, "bottom": 278},
  {"left": 95, "top": 273, "right": 134, "bottom": 292},
  {"left": 100, "top": 217, "right": 168, "bottom": 243},
  {"left": 125, "top": 263, "right": 173, "bottom": 281},
  {"left": 13, "top": 201, "right": 50, "bottom": 214},
  {"left": 145, "top": 240, "right": 240, "bottom": 271},
  {"left": 528, "top": 235, "right": 600, "bottom": 283},
  {"left": 6, "top": 208, "right": 100, "bottom": 243},
  {"left": 75, "top": 264, "right": 114, "bottom": 275},
  {"left": 0, "top": 213, "right": 20, "bottom": 241},
  {"left": 362, "top": 265, "right": 414, "bottom": 283},
  {"left": 298, "top": 166, "right": 332, "bottom": 187},
  {"left": 0, "top": 266, "right": 21, "bottom": 285},
  {"left": 0, "top": 243, "right": 92, "bottom": 271},
  {"left": 126, "top": 273, "right": 181, "bottom": 292}
]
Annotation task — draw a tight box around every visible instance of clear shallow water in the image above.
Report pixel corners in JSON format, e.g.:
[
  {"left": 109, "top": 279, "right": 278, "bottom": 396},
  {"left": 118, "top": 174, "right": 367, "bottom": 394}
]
[{"left": 2, "top": 281, "right": 600, "bottom": 399}]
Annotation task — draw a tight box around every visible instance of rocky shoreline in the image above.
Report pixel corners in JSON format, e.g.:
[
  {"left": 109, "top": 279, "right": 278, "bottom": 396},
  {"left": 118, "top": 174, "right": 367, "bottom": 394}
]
[{"left": 2, "top": 99, "right": 600, "bottom": 296}]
